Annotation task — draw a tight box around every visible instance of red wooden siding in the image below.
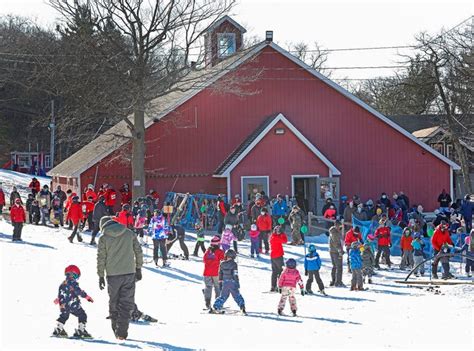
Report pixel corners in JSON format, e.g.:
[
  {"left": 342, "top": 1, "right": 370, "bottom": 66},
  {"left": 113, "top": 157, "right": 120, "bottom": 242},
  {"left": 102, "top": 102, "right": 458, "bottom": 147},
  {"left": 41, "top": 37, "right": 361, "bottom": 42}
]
[
  {"left": 229, "top": 121, "right": 330, "bottom": 196},
  {"left": 74, "top": 45, "right": 450, "bottom": 210}
]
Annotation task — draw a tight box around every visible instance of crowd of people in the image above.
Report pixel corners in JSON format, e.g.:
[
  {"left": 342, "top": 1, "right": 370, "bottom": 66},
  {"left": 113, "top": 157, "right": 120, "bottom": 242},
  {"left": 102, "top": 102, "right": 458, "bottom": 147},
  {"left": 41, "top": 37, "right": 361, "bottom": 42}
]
[{"left": 1, "top": 179, "right": 473, "bottom": 340}]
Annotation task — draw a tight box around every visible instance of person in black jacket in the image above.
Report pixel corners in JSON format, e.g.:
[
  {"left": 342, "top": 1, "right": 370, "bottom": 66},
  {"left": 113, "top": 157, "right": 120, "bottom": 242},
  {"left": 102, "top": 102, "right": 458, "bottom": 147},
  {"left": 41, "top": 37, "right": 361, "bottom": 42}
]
[
  {"left": 90, "top": 196, "right": 108, "bottom": 245},
  {"left": 166, "top": 225, "right": 189, "bottom": 260}
]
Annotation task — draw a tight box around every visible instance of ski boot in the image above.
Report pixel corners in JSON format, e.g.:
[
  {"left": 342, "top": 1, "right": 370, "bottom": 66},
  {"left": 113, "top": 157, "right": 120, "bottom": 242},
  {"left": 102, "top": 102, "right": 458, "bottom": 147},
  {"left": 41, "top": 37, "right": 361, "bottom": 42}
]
[
  {"left": 277, "top": 308, "right": 283, "bottom": 316},
  {"left": 368, "top": 278, "right": 373, "bottom": 284},
  {"left": 240, "top": 306, "right": 247, "bottom": 315},
  {"left": 291, "top": 310, "right": 297, "bottom": 317},
  {"left": 209, "top": 308, "right": 224, "bottom": 314},
  {"left": 319, "top": 289, "right": 327, "bottom": 296},
  {"left": 73, "top": 323, "right": 92, "bottom": 339},
  {"left": 205, "top": 298, "right": 211, "bottom": 310},
  {"left": 305, "top": 289, "right": 314, "bottom": 295},
  {"left": 77, "top": 235, "right": 83, "bottom": 243},
  {"left": 52, "top": 322, "right": 68, "bottom": 338},
  {"left": 432, "top": 271, "right": 439, "bottom": 279},
  {"left": 90, "top": 239, "right": 96, "bottom": 246},
  {"left": 67, "top": 236, "right": 73, "bottom": 243},
  {"left": 142, "top": 314, "right": 157, "bottom": 323}
]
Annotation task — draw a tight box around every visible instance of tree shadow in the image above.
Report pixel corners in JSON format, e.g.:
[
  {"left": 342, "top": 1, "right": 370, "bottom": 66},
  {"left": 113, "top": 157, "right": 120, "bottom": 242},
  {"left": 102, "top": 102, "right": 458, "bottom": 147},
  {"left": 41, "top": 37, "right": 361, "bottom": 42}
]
[
  {"left": 143, "top": 266, "right": 201, "bottom": 285},
  {"left": 0, "top": 232, "right": 57, "bottom": 250}
]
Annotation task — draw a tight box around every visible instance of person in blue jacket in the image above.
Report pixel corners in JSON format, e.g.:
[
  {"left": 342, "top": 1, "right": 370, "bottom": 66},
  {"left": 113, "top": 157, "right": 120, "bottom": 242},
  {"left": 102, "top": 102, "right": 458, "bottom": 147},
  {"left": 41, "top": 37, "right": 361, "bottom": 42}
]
[
  {"left": 460, "top": 195, "right": 473, "bottom": 233},
  {"left": 349, "top": 241, "right": 365, "bottom": 291},
  {"left": 272, "top": 194, "right": 288, "bottom": 227},
  {"left": 304, "top": 244, "right": 326, "bottom": 295},
  {"left": 148, "top": 209, "right": 169, "bottom": 267}
]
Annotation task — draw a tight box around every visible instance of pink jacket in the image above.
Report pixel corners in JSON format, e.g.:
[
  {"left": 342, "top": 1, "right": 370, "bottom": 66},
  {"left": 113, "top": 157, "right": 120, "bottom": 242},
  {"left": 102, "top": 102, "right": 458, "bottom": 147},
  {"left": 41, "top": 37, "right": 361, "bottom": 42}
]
[
  {"left": 249, "top": 229, "right": 260, "bottom": 240},
  {"left": 278, "top": 268, "right": 303, "bottom": 288},
  {"left": 221, "top": 229, "right": 236, "bottom": 246}
]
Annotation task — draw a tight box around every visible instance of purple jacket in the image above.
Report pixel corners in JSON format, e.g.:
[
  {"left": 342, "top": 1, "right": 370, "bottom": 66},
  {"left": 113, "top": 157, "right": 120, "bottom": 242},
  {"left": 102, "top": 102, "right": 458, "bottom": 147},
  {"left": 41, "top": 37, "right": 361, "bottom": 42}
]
[{"left": 221, "top": 229, "right": 236, "bottom": 246}]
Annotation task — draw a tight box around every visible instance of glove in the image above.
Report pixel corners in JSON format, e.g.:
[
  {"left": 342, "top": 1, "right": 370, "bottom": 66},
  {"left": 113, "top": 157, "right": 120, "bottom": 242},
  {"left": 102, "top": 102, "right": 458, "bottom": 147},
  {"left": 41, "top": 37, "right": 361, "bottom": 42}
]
[
  {"left": 53, "top": 298, "right": 59, "bottom": 304},
  {"left": 301, "top": 289, "right": 305, "bottom": 296},
  {"left": 305, "top": 270, "right": 308, "bottom": 276},
  {"left": 135, "top": 268, "right": 142, "bottom": 282},
  {"left": 235, "top": 281, "right": 240, "bottom": 289},
  {"left": 99, "top": 277, "right": 106, "bottom": 290},
  {"left": 85, "top": 295, "right": 94, "bottom": 303}
]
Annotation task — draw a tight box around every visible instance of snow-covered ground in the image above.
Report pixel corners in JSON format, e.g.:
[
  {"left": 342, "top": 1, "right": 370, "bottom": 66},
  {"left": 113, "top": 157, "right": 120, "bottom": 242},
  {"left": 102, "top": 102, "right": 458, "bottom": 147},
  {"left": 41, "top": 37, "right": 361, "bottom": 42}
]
[
  {"left": 0, "top": 219, "right": 472, "bottom": 351},
  {"left": 0, "top": 169, "right": 51, "bottom": 203}
]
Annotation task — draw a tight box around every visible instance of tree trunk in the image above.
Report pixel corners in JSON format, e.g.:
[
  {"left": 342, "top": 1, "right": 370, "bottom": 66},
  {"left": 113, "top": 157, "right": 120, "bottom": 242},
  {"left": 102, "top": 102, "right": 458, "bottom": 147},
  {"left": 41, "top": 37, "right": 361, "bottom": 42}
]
[
  {"left": 452, "top": 138, "right": 472, "bottom": 195},
  {"left": 132, "top": 105, "right": 146, "bottom": 198}
]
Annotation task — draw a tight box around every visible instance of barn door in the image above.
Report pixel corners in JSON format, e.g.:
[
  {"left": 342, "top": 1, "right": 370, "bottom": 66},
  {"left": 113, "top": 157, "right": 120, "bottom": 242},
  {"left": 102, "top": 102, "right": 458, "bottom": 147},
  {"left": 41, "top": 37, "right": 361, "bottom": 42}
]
[{"left": 316, "top": 177, "right": 340, "bottom": 215}]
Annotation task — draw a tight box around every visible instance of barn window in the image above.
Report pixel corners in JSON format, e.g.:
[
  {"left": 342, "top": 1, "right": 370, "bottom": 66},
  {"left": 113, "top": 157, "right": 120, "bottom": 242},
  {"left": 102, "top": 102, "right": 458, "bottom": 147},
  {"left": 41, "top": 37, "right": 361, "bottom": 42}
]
[
  {"left": 217, "top": 33, "right": 236, "bottom": 57},
  {"left": 275, "top": 128, "right": 285, "bottom": 135}
]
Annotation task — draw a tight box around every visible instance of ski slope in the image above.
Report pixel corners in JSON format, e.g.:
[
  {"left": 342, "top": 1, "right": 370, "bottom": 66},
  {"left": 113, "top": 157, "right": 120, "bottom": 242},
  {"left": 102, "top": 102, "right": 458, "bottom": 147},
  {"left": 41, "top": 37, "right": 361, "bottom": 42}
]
[
  {"left": 0, "top": 169, "right": 51, "bottom": 203},
  {"left": 0, "top": 219, "right": 472, "bottom": 351}
]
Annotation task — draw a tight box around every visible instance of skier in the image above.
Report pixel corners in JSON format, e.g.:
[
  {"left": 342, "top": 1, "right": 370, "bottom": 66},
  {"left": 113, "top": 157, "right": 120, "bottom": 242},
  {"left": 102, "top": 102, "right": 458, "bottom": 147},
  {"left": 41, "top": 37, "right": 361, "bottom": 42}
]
[
  {"left": 166, "top": 224, "right": 190, "bottom": 260},
  {"left": 223, "top": 205, "right": 241, "bottom": 253},
  {"left": 193, "top": 222, "right": 206, "bottom": 257},
  {"left": 10, "top": 198, "right": 26, "bottom": 242},
  {"left": 344, "top": 226, "right": 362, "bottom": 273},
  {"left": 105, "top": 185, "right": 118, "bottom": 215},
  {"left": 272, "top": 194, "right": 288, "bottom": 229},
  {"left": 28, "top": 177, "right": 41, "bottom": 196},
  {"left": 211, "top": 249, "right": 246, "bottom": 314},
  {"left": 119, "top": 183, "right": 132, "bottom": 206},
  {"left": 374, "top": 218, "right": 392, "bottom": 269},
  {"left": 458, "top": 229, "right": 474, "bottom": 277},
  {"left": 0, "top": 183, "right": 5, "bottom": 214},
  {"left": 115, "top": 204, "right": 134, "bottom": 229},
  {"left": 288, "top": 205, "right": 304, "bottom": 245},
  {"left": 30, "top": 199, "right": 40, "bottom": 225},
  {"left": 52, "top": 265, "right": 93, "bottom": 338},
  {"left": 36, "top": 185, "right": 51, "bottom": 225},
  {"left": 81, "top": 196, "right": 95, "bottom": 231},
  {"left": 361, "top": 234, "right": 376, "bottom": 284},
  {"left": 349, "top": 241, "right": 365, "bottom": 291},
  {"left": 412, "top": 232, "right": 426, "bottom": 277},
  {"left": 202, "top": 236, "right": 225, "bottom": 309},
  {"left": 400, "top": 227, "right": 414, "bottom": 270},
  {"left": 248, "top": 224, "right": 260, "bottom": 258},
  {"left": 256, "top": 207, "right": 272, "bottom": 254},
  {"left": 134, "top": 205, "right": 148, "bottom": 243},
  {"left": 304, "top": 244, "right": 325, "bottom": 295},
  {"left": 50, "top": 195, "right": 64, "bottom": 228},
  {"left": 90, "top": 196, "right": 108, "bottom": 245},
  {"left": 269, "top": 225, "right": 288, "bottom": 292},
  {"left": 148, "top": 209, "right": 169, "bottom": 267},
  {"left": 277, "top": 258, "right": 304, "bottom": 316},
  {"left": 9, "top": 186, "right": 22, "bottom": 208},
  {"left": 431, "top": 220, "right": 453, "bottom": 279},
  {"left": 25, "top": 193, "right": 35, "bottom": 224},
  {"left": 328, "top": 220, "right": 345, "bottom": 287},
  {"left": 221, "top": 224, "right": 237, "bottom": 252},
  {"left": 68, "top": 196, "right": 84, "bottom": 243}
]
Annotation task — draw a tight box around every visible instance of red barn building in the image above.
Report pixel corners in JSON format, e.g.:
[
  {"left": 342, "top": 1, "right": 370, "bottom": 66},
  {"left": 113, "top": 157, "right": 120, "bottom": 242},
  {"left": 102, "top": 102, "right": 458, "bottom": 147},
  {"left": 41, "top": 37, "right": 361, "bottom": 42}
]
[{"left": 49, "top": 16, "right": 459, "bottom": 212}]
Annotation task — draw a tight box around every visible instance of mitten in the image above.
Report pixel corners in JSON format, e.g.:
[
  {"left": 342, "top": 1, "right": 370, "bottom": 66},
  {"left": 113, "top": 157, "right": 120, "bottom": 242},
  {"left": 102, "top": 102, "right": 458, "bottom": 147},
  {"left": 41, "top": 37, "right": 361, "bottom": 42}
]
[
  {"left": 53, "top": 298, "right": 59, "bottom": 304},
  {"left": 305, "top": 270, "right": 308, "bottom": 276},
  {"left": 301, "top": 289, "right": 305, "bottom": 296},
  {"left": 99, "top": 277, "right": 106, "bottom": 290},
  {"left": 85, "top": 295, "right": 94, "bottom": 303},
  {"left": 135, "top": 268, "right": 142, "bottom": 281}
]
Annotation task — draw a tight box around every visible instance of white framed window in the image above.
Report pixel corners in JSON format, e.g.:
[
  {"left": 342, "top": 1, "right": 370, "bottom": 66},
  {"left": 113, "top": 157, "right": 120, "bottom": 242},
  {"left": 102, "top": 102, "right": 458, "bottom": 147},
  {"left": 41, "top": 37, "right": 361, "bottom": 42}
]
[
  {"left": 217, "top": 33, "right": 236, "bottom": 58},
  {"left": 241, "top": 176, "right": 269, "bottom": 203},
  {"left": 18, "top": 155, "right": 31, "bottom": 168},
  {"left": 44, "top": 155, "right": 51, "bottom": 168}
]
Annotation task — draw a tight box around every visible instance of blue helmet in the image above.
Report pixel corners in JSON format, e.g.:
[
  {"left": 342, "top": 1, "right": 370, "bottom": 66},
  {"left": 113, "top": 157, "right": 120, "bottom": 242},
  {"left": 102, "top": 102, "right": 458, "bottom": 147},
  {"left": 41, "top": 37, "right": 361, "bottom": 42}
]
[
  {"left": 285, "top": 258, "right": 297, "bottom": 269},
  {"left": 308, "top": 244, "right": 316, "bottom": 253}
]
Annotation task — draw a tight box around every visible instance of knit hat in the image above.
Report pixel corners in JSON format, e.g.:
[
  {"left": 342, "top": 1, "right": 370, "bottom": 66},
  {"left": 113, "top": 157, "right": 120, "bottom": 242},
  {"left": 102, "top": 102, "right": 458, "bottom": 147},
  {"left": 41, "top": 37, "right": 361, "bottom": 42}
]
[
  {"left": 225, "top": 224, "right": 233, "bottom": 231},
  {"left": 250, "top": 224, "right": 257, "bottom": 231},
  {"left": 99, "top": 216, "right": 115, "bottom": 231},
  {"left": 210, "top": 235, "right": 221, "bottom": 246}
]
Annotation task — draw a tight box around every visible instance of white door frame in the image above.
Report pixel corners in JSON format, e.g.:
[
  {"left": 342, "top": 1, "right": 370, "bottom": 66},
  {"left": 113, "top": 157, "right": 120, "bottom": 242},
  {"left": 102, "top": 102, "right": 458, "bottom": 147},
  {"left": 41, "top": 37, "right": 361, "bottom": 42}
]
[
  {"left": 291, "top": 175, "right": 320, "bottom": 197},
  {"left": 241, "top": 176, "right": 270, "bottom": 203}
]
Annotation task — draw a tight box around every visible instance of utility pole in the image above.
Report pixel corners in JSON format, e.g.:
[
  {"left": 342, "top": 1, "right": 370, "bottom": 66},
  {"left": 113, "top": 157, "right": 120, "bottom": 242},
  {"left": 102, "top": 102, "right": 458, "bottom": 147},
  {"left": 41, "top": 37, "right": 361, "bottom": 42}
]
[{"left": 50, "top": 100, "right": 55, "bottom": 169}]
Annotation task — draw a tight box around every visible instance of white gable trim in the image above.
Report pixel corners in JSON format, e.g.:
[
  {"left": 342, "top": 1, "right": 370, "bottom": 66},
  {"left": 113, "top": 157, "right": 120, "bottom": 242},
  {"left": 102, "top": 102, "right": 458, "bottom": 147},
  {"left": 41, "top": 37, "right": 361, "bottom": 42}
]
[
  {"left": 220, "top": 113, "right": 341, "bottom": 177},
  {"left": 268, "top": 42, "right": 461, "bottom": 171},
  {"left": 206, "top": 15, "right": 247, "bottom": 34}
]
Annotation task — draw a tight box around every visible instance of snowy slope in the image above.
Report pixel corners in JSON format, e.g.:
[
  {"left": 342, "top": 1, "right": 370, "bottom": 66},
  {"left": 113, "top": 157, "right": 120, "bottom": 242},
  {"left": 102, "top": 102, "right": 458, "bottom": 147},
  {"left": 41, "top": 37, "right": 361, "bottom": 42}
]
[
  {"left": 0, "top": 169, "right": 51, "bottom": 203},
  {"left": 0, "top": 219, "right": 472, "bottom": 351}
]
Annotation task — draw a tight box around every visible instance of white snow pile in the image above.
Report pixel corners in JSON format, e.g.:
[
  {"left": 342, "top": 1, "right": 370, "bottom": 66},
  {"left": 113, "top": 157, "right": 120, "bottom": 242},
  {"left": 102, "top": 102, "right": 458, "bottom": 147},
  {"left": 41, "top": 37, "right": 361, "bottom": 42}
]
[
  {"left": 0, "top": 169, "right": 51, "bottom": 203},
  {"left": 0, "top": 218, "right": 473, "bottom": 351}
]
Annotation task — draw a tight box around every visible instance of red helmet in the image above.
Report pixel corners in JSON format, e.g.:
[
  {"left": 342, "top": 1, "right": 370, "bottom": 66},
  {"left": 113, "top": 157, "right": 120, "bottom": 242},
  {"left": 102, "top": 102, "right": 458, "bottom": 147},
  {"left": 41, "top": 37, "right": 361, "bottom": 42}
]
[{"left": 64, "top": 265, "right": 81, "bottom": 277}]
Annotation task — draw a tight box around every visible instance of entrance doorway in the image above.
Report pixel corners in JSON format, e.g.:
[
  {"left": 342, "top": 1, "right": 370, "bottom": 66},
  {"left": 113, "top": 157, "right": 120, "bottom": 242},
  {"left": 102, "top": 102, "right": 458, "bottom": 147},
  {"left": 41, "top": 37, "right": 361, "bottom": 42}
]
[
  {"left": 292, "top": 176, "right": 318, "bottom": 214},
  {"left": 241, "top": 176, "right": 269, "bottom": 204}
]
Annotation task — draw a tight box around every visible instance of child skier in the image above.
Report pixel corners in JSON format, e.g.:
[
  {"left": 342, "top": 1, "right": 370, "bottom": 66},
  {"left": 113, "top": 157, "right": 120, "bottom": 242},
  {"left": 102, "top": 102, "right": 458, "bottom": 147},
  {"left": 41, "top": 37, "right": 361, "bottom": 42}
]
[
  {"left": 361, "top": 234, "right": 375, "bottom": 284},
  {"left": 50, "top": 195, "right": 64, "bottom": 228},
  {"left": 374, "top": 218, "right": 392, "bottom": 269},
  {"left": 458, "top": 229, "right": 474, "bottom": 277},
  {"left": 202, "top": 236, "right": 225, "bottom": 309},
  {"left": 211, "top": 249, "right": 246, "bottom": 314},
  {"left": 52, "top": 265, "right": 93, "bottom": 338},
  {"left": 412, "top": 232, "right": 425, "bottom": 277},
  {"left": 400, "top": 227, "right": 414, "bottom": 270},
  {"left": 221, "top": 224, "right": 237, "bottom": 252},
  {"left": 249, "top": 224, "right": 260, "bottom": 258},
  {"left": 439, "top": 243, "right": 454, "bottom": 279},
  {"left": 30, "top": 200, "right": 40, "bottom": 225},
  {"left": 134, "top": 205, "right": 148, "bottom": 244},
  {"left": 277, "top": 258, "right": 305, "bottom": 316},
  {"left": 304, "top": 244, "right": 325, "bottom": 295},
  {"left": 10, "top": 198, "right": 26, "bottom": 242},
  {"left": 193, "top": 222, "right": 206, "bottom": 257},
  {"left": 349, "top": 241, "right": 365, "bottom": 291},
  {"left": 25, "top": 193, "right": 34, "bottom": 224},
  {"left": 67, "top": 196, "right": 84, "bottom": 243},
  {"left": 148, "top": 209, "right": 169, "bottom": 267}
]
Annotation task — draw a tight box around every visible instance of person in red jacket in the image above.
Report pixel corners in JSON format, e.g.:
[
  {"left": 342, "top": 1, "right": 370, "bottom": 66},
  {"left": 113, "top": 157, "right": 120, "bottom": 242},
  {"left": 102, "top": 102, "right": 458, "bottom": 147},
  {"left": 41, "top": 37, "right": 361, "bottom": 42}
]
[
  {"left": 431, "top": 220, "right": 453, "bottom": 279},
  {"left": 64, "top": 190, "right": 74, "bottom": 229},
  {"left": 28, "top": 177, "right": 41, "bottom": 196},
  {"left": 114, "top": 204, "right": 134, "bottom": 229},
  {"left": 323, "top": 204, "right": 337, "bottom": 221},
  {"left": 104, "top": 185, "right": 117, "bottom": 215},
  {"left": 400, "top": 227, "right": 414, "bottom": 270},
  {"left": 120, "top": 184, "right": 132, "bottom": 206},
  {"left": 0, "top": 184, "right": 6, "bottom": 214},
  {"left": 374, "top": 218, "right": 392, "bottom": 269},
  {"left": 82, "top": 196, "right": 95, "bottom": 231},
  {"left": 67, "top": 196, "right": 84, "bottom": 243},
  {"left": 269, "top": 225, "right": 288, "bottom": 292},
  {"left": 256, "top": 207, "right": 272, "bottom": 254},
  {"left": 96, "top": 184, "right": 106, "bottom": 200},
  {"left": 202, "top": 236, "right": 225, "bottom": 309},
  {"left": 84, "top": 184, "right": 97, "bottom": 203},
  {"left": 344, "top": 226, "right": 363, "bottom": 273},
  {"left": 10, "top": 198, "right": 26, "bottom": 241}
]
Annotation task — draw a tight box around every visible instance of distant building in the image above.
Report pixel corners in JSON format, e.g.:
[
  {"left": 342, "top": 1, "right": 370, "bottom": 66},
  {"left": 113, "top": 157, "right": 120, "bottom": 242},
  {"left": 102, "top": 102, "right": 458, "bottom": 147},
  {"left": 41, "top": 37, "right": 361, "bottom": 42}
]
[{"left": 9, "top": 151, "right": 51, "bottom": 176}]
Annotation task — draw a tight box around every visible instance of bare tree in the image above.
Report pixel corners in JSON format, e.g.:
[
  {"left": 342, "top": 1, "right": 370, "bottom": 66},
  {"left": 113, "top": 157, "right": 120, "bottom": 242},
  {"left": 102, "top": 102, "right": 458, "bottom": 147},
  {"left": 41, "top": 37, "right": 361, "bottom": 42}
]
[
  {"left": 48, "top": 0, "right": 243, "bottom": 197},
  {"left": 286, "top": 41, "right": 330, "bottom": 75}
]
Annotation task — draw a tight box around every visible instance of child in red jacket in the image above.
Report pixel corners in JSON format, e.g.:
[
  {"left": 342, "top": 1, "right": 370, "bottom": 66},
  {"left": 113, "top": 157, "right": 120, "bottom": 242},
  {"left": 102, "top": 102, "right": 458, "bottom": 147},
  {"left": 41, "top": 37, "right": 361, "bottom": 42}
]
[
  {"left": 400, "top": 227, "right": 414, "bottom": 270},
  {"left": 256, "top": 207, "right": 272, "bottom": 254},
  {"left": 67, "top": 196, "right": 84, "bottom": 243},
  {"left": 10, "top": 198, "right": 26, "bottom": 241},
  {"left": 277, "top": 258, "right": 304, "bottom": 316},
  {"left": 202, "top": 236, "right": 225, "bottom": 309}
]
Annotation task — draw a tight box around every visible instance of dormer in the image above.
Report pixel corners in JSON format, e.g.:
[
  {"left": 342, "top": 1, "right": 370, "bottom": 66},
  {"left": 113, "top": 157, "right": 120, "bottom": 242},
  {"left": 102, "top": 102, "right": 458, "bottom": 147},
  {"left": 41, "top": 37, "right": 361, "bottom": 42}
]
[{"left": 204, "top": 15, "right": 246, "bottom": 67}]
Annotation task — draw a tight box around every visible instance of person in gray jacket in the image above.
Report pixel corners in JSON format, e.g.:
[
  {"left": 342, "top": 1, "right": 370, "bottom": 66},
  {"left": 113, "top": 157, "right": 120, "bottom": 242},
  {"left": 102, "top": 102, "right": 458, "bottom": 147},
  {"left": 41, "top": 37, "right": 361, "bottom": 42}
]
[
  {"left": 97, "top": 216, "right": 143, "bottom": 340},
  {"left": 328, "top": 220, "right": 345, "bottom": 287}
]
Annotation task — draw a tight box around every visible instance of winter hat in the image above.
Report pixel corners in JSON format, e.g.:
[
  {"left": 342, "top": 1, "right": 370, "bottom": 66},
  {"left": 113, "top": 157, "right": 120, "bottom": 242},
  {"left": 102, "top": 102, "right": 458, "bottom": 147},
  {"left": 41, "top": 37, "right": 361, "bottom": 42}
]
[
  {"left": 99, "top": 216, "right": 115, "bottom": 231},
  {"left": 285, "top": 258, "right": 297, "bottom": 269},
  {"left": 210, "top": 235, "right": 221, "bottom": 246},
  {"left": 14, "top": 198, "right": 21, "bottom": 204},
  {"left": 64, "top": 265, "right": 81, "bottom": 278},
  {"left": 225, "top": 224, "right": 233, "bottom": 231},
  {"left": 225, "top": 249, "right": 237, "bottom": 260},
  {"left": 308, "top": 244, "right": 316, "bottom": 253},
  {"left": 250, "top": 224, "right": 257, "bottom": 231}
]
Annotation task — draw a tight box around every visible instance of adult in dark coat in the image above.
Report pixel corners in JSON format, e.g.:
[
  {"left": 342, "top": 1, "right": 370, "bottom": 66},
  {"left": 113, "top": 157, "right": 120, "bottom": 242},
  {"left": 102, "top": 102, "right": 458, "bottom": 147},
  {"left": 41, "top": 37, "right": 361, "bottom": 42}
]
[
  {"left": 54, "top": 186, "right": 67, "bottom": 206},
  {"left": 90, "top": 196, "right": 109, "bottom": 245}
]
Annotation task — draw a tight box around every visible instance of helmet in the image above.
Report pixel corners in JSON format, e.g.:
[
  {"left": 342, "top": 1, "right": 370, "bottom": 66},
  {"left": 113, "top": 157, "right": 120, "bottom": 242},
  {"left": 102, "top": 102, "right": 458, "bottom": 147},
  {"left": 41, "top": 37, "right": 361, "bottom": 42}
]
[
  {"left": 225, "top": 249, "right": 237, "bottom": 260},
  {"left": 225, "top": 224, "right": 233, "bottom": 231},
  {"left": 87, "top": 184, "right": 94, "bottom": 190},
  {"left": 285, "top": 258, "right": 297, "bottom": 269},
  {"left": 351, "top": 241, "right": 360, "bottom": 249},
  {"left": 64, "top": 265, "right": 81, "bottom": 278},
  {"left": 274, "top": 225, "right": 282, "bottom": 233},
  {"left": 308, "top": 244, "right": 316, "bottom": 253},
  {"left": 210, "top": 235, "right": 221, "bottom": 246},
  {"left": 250, "top": 224, "right": 257, "bottom": 231},
  {"left": 122, "top": 204, "right": 131, "bottom": 211}
]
